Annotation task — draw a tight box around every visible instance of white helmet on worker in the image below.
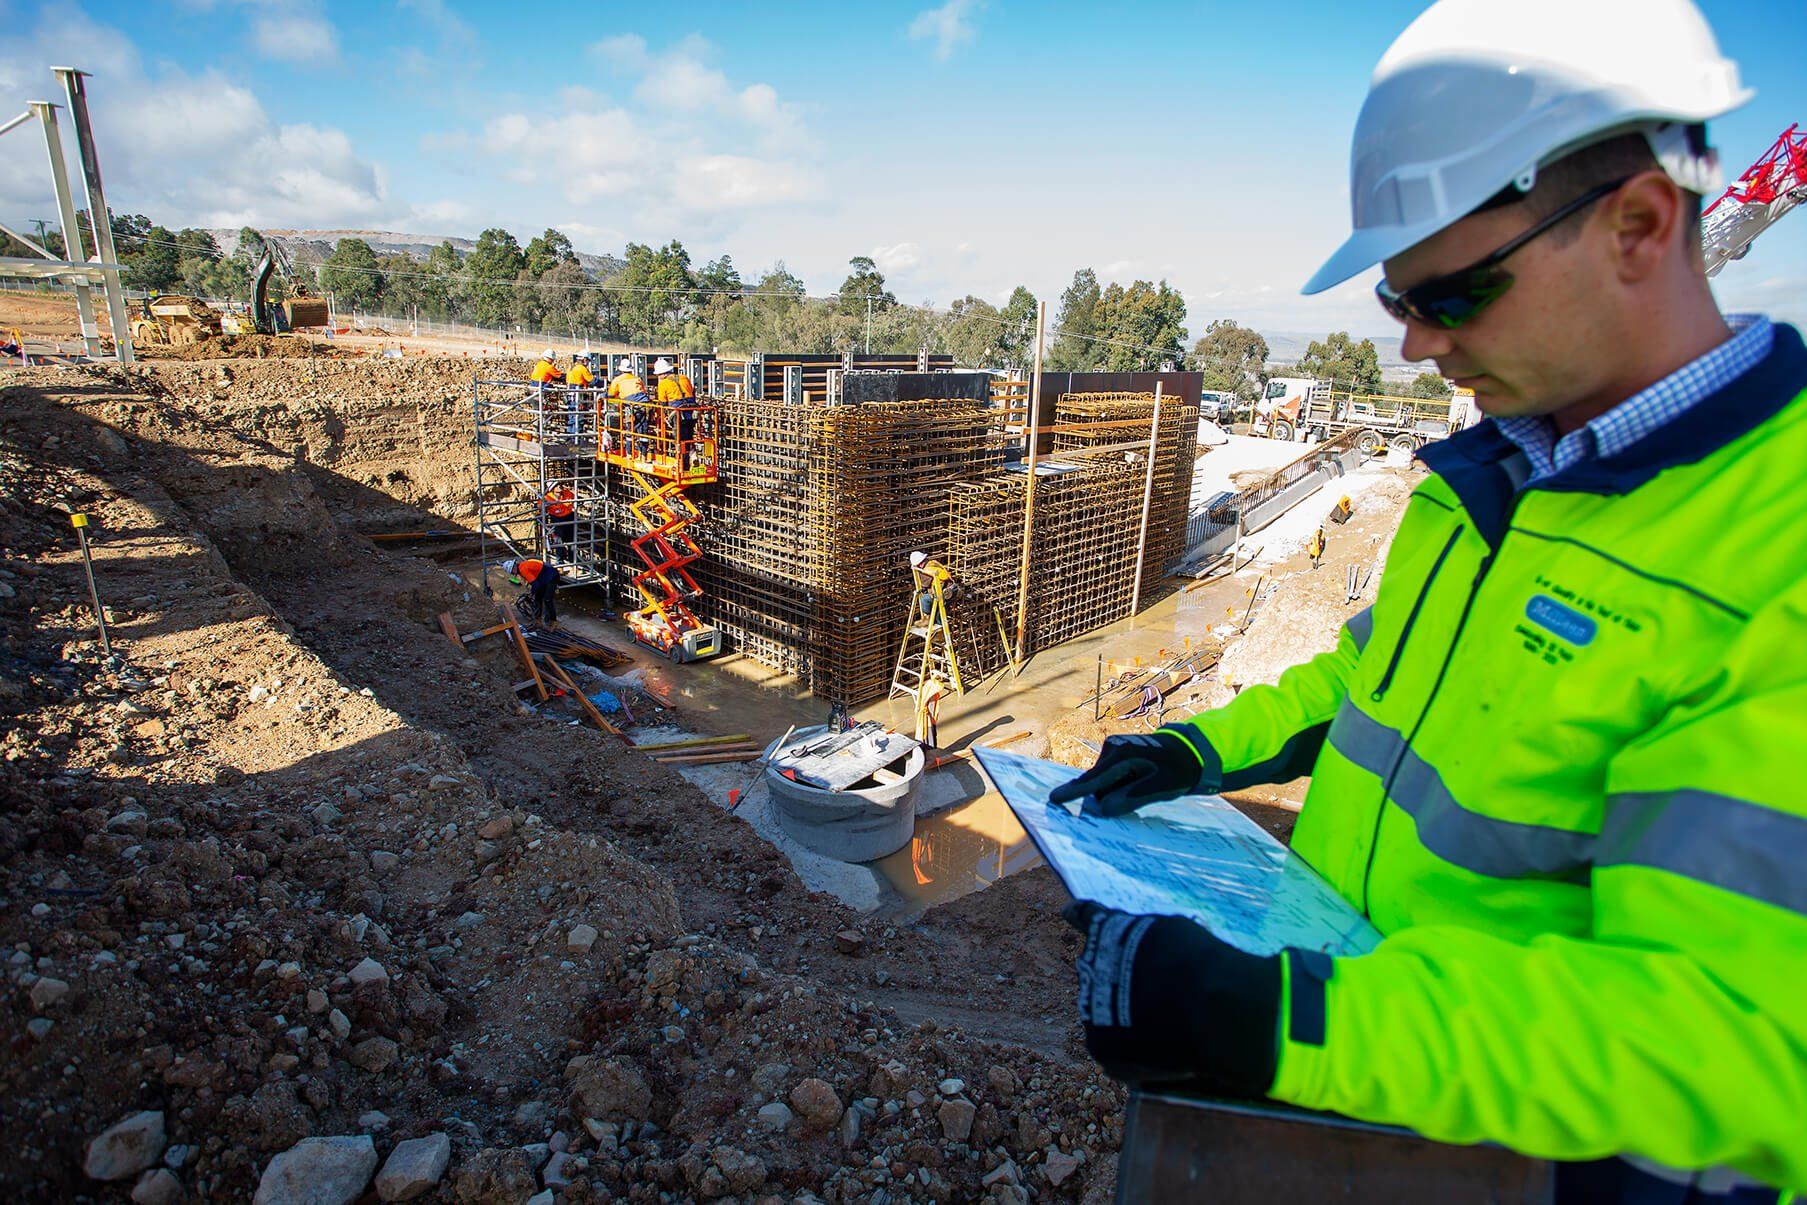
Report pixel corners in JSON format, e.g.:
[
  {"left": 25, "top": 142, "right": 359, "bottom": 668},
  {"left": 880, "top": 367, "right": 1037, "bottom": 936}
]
[
  {"left": 653, "top": 358, "right": 674, "bottom": 374},
  {"left": 540, "top": 348, "right": 557, "bottom": 361},
  {"left": 1302, "top": 0, "right": 1750, "bottom": 295},
  {"left": 909, "top": 551, "right": 927, "bottom": 567}
]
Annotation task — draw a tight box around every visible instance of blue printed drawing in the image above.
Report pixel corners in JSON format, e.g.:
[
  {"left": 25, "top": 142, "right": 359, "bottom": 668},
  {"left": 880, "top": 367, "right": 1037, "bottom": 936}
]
[{"left": 975, "top": 746, "right": 1382, "bottom": 958}]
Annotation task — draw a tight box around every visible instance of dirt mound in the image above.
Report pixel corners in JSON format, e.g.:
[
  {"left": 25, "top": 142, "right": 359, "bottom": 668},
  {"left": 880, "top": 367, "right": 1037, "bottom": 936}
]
[
  {"left": 0, "top": 370, "right": 1118, "bottom": 1201},
  {"left": 137, "top": 334, "right": 352, "bottom": 362}
]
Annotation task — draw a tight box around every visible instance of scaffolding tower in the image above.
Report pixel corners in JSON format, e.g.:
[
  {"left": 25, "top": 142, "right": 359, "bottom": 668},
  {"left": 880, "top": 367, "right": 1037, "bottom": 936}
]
[{"left": 474, "top": 379, "right": 610, "bottom": 593}]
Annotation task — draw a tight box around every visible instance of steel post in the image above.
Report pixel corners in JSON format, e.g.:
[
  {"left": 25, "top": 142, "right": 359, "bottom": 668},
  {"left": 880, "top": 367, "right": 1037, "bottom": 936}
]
[{"left": 52, "top": 68, "right": 133, "bottom": 363}]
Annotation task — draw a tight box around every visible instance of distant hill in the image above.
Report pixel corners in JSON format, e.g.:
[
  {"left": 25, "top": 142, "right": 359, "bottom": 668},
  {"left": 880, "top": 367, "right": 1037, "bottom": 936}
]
[
  {"left": 210, "top": 228, "right": 627, "bottom": 278},
  {"left": 1257, "top": 328, "right": 1429, "bottom": 383}
]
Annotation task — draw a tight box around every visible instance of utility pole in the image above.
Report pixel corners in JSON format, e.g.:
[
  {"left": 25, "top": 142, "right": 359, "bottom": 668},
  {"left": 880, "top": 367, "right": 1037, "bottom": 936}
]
[
  {"left": 1128, "top": 383, "right": 1164, "bottom": 621},
  {"left": 1012, "top": 299, "right": 1046, "bottom": 673},
  {"left": 864, "top": 294, "right": 873, "bottom": 354}
]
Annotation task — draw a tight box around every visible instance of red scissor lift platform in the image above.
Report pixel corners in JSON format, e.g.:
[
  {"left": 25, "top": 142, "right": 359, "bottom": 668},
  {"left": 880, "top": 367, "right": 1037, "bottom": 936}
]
[{"left": 599, "top": 393, "right": 726, "bottom": 662}]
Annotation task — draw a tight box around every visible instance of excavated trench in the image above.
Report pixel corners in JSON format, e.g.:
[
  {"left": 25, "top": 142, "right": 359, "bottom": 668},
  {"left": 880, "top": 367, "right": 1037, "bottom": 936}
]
[{"left": 0, "top": 359, "right": 1123, "bottom": 1202}]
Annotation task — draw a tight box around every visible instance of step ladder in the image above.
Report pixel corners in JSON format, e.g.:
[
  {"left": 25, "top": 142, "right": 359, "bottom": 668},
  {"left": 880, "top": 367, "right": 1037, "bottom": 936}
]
[{"left": 890, "top": 567, "right": 963, "bottom": 742}]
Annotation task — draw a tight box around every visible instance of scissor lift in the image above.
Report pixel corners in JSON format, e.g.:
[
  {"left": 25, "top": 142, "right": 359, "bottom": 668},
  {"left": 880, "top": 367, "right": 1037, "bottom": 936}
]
[{"left": 599, "top": 391, "right": 726, "bottom": 662}]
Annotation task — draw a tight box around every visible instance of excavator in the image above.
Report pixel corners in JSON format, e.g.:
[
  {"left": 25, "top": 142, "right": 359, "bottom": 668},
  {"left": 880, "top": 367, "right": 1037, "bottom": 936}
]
[{"left": 248, "top": 237, "right": 330, "bottom": 333}]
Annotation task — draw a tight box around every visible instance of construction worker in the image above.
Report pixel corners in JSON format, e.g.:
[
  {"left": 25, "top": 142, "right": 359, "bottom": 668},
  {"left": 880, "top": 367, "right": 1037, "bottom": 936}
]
[
  {"left": 528, "top": 348, "right": 560, "bottom": 384},
  {"left": 543, "top": 484, "right": 575, "bottom": 554},
  {"left": 1054, "top": 1, "right": 1805, "bottom": 1199},
  {"left": 653, "top": 357, "right": 697, "bottom": 456},
  {"left": 609, "top": 360, "right": 652, "bottom": 455},
  {"left": 502, "top": 557, "right": 560, "bottom": 629},
  {"left": 908, "top": 550, "right": 956, "bottom": 618},
  {"left": 563, "top": 353, "right": 595, "bottom": 436}
]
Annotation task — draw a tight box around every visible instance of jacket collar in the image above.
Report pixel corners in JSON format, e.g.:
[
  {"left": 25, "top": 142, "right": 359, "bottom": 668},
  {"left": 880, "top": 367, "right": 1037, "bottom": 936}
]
[{"left": 1418, "top": 323, "right": 1807, "bottom": 545}]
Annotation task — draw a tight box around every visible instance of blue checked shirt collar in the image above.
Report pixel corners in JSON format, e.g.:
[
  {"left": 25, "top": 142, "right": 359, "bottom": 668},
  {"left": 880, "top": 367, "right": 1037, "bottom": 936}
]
[{"left": 1495, "top": 313, "right": 1774, "bottom": 483}]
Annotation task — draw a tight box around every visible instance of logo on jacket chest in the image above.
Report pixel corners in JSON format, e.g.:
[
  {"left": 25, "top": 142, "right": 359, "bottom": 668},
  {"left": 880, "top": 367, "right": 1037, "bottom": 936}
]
[{"left": 1512, "top": 575, "right": 1644, "bottom": 665}]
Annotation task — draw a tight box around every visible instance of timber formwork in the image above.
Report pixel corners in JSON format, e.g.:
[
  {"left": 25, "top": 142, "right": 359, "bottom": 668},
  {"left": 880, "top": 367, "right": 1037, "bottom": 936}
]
[{"left": 944, "top": 393, "right": 1198, "bottom": 682}]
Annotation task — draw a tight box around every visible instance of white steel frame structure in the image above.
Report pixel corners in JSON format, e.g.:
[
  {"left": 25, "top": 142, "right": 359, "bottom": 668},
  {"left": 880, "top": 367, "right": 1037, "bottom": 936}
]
[
  {"left": 0, "top": 67, "right": 133, "bottom": 362},
  {"left": 473, "top": 379, "right": 610, "bottom": 594}
]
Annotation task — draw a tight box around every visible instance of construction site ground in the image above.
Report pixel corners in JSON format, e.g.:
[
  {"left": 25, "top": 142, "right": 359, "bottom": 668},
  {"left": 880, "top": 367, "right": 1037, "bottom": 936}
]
[
  {"left": 1, "top": 288, "right": 635, "bottom": 363},
  {"left": 0, "top": 352, "right": 1415, "bottom": 1202}
]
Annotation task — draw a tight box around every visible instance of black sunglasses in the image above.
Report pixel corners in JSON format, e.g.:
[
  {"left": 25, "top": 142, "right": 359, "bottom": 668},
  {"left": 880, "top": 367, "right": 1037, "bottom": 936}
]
[{"left": 1375, "top": 177, "right": 1632, "bottom": 329}]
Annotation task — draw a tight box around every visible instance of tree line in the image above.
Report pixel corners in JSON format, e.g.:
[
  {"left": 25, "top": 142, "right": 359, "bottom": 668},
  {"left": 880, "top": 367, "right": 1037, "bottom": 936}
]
[{"left": 2, "top": 211, "right": 1448, "bottom": 395}]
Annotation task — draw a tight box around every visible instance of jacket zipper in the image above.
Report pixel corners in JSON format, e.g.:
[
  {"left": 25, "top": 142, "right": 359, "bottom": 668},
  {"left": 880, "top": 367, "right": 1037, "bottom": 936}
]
[
  {"left": 1370, "top": 526, "right": 1463, "bottom": 702},
  {"left": 1358, "top": 546, "right": 1498, "bottom": 915}
]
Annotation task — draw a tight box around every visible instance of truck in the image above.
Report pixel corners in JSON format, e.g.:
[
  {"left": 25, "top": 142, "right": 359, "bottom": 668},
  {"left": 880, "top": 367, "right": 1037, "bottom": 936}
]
[{"left": 1255, "top": 376, "right": 1464, "bottom": 453}]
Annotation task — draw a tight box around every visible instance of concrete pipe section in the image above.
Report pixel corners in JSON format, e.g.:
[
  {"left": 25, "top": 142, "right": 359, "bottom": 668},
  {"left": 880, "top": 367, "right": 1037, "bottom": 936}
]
[{"left": 763, "top": 724, "right": 925, "bottom": 862}]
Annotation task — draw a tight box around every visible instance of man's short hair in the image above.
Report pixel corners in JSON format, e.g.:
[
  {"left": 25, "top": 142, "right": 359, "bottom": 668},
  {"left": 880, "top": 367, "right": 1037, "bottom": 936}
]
[{"left": 1479, "top": 130, "right": 1705, "bottom": 245}]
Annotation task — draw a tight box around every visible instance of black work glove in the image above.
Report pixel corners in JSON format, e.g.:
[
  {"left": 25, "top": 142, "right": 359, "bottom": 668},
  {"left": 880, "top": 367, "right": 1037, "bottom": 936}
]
[
  {"left": 1048, "top": 728, "right": 1221, "bottom": 816},
  {"left": 1065, "top": 901, "right": 1280, "bottom": 1095}
]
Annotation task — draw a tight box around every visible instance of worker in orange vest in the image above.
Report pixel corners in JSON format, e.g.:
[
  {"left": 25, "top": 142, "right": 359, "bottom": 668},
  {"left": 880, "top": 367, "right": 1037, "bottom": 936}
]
[
  {"left": 503, "top": 558, "right": 561, "bottom": 629},
  {"left": 562, "top": 354, "right": 594, "bottom": 436},
  {"left": 543, "top": 485, "right": 575, "bottom": 553}
]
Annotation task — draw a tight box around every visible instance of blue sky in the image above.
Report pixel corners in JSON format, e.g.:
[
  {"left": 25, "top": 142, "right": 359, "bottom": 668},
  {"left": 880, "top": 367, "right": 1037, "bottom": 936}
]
[{"left": 3, "top": 0, "right": 1802, "bottom": 336}]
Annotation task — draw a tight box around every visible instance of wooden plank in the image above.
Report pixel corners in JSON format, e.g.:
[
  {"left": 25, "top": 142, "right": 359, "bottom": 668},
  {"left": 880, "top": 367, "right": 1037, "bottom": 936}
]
[
  {"left": 981, "top": 730, "right": 1033, "bottom": 748},
  {"left": 436, "top": 611, "right": 462, "bottom": 649},
  {"left": 460, "top": 621, "right": 511, "bottom": 645},
  {"left": 499, "top": 604, "right": 547, "bottom": 701},
  {"left": 652, "top": 751, "right": 761, "bottom": 766},
  {"left": 648, "top": 743, "right": 758, "bottom": 760},
  {"left": 539, "top": 655, "right": 620, "bottom": 736},
  {"left": 635, "top": 733, "right": 754, "bottom": 752}
]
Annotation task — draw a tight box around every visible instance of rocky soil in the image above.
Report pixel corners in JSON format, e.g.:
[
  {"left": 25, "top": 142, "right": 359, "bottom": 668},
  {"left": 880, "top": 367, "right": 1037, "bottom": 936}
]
[{"left": 0, "top": 359, "right": 1118, "bottom": 1203}]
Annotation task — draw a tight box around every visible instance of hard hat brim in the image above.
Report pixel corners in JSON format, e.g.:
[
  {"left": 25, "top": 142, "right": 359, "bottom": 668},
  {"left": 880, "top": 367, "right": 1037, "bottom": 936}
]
[{"left": 1302, "top": 216, "right": 1452, "bottom": 296}]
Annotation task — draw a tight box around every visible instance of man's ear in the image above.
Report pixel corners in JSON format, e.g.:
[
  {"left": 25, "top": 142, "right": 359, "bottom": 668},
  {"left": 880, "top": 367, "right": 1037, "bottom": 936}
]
[{"left": 1606, "top": 171, "right": 1689, "bottom": 284}]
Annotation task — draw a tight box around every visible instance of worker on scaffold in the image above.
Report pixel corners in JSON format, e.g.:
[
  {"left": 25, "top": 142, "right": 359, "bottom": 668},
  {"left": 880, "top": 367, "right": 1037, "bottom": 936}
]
[
  {"left": 542, "top": 484, "right": 575, "bottom": 556},
  {"left": 563, "top": 352, "right": 594, "bottom": 437},
  {"left": 528, "top": 349, "right": 562, "bottom": 438},
  {"left": 1052, "top": 0, "right": 1807, "bottom": 1199}
]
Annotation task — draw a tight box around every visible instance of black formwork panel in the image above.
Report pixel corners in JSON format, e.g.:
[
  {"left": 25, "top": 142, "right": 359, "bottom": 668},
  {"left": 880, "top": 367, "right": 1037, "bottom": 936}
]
[{"left": 840, "top": 371, "right": 992, "bottom": 404}]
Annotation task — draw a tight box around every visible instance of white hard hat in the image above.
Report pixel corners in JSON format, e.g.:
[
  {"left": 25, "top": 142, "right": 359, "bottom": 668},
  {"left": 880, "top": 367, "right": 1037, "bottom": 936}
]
[
  {"left": 501, "top": 559, "right": 519, "bottom": 576},
  {"left": 909, "top": 551, "right": 927, "bottom": 567},
  {"left": 653, "top": 358, "right": 674, "bottom": 374},
  {"left": 541, "top": 348, "right": 557, "bottom": 360},
  {"left": 1302, "top": 0, "right": 1750, "bottom": 295}
]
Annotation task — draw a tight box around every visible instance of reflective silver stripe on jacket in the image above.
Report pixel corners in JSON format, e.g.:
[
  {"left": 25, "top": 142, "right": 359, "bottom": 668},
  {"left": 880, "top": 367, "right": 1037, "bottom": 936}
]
[
  {"left": 1327, "top": 700, "right": 1592, "bottom": 883},
  {"left": 1343, "top": 606, "right": 1374, "bottom": 652},
  {"left": 1601, "top": 789, "right": 1807, "bottom": 917}
]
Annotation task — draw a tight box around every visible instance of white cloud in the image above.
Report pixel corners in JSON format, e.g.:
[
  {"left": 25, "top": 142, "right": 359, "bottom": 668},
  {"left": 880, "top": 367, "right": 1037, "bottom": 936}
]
[
  {"left": 474, "top": 97, "right": 817, "bottom": 219},
  {"left": 587, "top": 33, "right": 805, "bottom": 147},
  {"left": 250, "top": 4, "right": 340, "bottom": 65},
  {"left": 0, "top": 6, "right": 385, "bottom": 228},
  {"left": 871, "top": 241, "right": 922, "bottom": 272},
  {"left": 397, "top": 0, "right": 474, "bottom": 45},
  {"left": 591, "top": 34, "right": 648, "bottom": 69},
  {"left": 909, "top": 0, "right": 982, "bottom": 61}
]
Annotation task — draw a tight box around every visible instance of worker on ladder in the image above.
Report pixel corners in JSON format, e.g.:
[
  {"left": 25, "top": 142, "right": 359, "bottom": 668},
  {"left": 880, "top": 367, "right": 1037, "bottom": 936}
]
[
  {"left": 893, "top": 551, "right": 962, "bottom": 744},
  {"left": 1053, "top": 1, "right": 1807, "bottom": 1199}
]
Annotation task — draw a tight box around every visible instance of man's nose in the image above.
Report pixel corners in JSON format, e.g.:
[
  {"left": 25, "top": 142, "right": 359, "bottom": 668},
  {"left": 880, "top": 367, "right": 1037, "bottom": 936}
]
[{"left": 1400, "top": 317, "right": 1455, "bottom": 364}]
